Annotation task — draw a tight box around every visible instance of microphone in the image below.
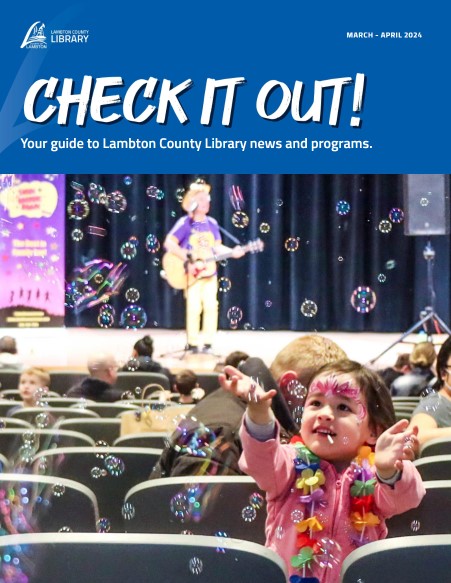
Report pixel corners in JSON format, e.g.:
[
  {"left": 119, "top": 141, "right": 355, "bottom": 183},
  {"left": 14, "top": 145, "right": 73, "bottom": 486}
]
[{"left": 188, "top": 201, "right": 198, "bottom": 213}]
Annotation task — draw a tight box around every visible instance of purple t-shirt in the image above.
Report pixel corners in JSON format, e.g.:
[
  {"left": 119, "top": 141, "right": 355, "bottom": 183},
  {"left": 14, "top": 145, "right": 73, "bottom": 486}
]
[{"left": 167, "top": 216, "right": 221, "bottom": 251}]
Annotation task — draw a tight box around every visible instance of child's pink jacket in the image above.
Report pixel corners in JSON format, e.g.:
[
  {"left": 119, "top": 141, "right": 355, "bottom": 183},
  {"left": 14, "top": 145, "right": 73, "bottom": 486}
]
[{"left": 239, "top": 423, "right": 426, "bottom": 583}]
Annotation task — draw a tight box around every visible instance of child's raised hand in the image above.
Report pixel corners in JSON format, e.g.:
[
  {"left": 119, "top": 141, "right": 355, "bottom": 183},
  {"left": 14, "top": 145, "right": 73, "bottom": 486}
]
[
  {"left": 219, "top": 365, "right": 277, "bottom": 424},
  {"left": 374, "top": 419, "right": 419, "bottom": 479}
]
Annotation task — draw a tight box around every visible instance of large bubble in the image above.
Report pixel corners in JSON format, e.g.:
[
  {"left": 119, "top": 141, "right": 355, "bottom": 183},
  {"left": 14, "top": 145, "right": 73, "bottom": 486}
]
[{"left": 350, "top": 286, "right": 377, "bottom": 313}]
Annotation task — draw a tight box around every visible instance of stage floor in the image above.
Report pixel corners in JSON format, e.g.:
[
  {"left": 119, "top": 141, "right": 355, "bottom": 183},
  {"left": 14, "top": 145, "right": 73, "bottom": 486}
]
[{"left": 0, "top": 327, "right": 444, "bottom": 374}]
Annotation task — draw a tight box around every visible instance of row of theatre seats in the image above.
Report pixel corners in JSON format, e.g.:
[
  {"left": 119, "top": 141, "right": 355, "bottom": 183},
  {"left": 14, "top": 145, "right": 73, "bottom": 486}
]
[
  {"left": 0, "top": 370, "right": 222, "bottom": 395},
  {"left": 0, "top": 392, "right": 449, "bottom": 581}
]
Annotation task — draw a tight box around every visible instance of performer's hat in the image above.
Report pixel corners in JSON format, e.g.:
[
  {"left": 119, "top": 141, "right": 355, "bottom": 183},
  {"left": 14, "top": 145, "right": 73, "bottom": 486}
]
[{"left": 181, "top": 179, "right": 211, "bottom": 212}]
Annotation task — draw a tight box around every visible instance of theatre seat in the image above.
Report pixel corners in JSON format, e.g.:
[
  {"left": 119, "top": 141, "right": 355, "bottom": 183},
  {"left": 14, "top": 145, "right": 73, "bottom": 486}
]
[
  {"left": 116, "top": 372, "right": 171, "bottom": 392},
  {"left": 113, "top": 431, "right": 168, "bottom": 449},
  {"left": 341, "top": 535, "right": 451, "bottom": 583},
  {"left": 386, "top": 480, "right": 451, "bottom": 537},
  {"left": 10, "top": 407, "right": 100, "bottom": 425},
  {"left": 55, "top": 418, "right": 122, "bottom": 444},
  {"left": 72, "top": 402, "right": 140, "bottom": 418},
  {"left": 0, "top": 532, "right": 287, "bottom": 583},
  {"left": 0, "top": 473, "right": 99, "bottom": 532},
  {"left": 123, "top": 475, "right": 267, "bottom": 544},
  {"left": 32, "top": 446, "right": 163, "bottom": 531},
  {"left": 0, "top": 428, "right": 95, "bottom": 463},
  {"left": 420, "top": 437, "right": 451, "bottom": 457},
  {"left": 414, "top": 455, "right": 451, "bottom": 480}
]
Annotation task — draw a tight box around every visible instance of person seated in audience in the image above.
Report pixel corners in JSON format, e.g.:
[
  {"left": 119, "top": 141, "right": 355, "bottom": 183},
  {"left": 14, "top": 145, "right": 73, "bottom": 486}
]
[
  {"left": 409, "top": 336, "right": 451, "bottom": 447},
  {"left": 15, "top": 367, "right": 50, "bottom": 408},
  {"left": 390, "top": 341, "right": 436, "bottom": 396},
  {"left": 213, "top": 350, "right": 250, "bottom": 373},
  {"left": 0, "top": 336, "right": 24, "bottom": 371},
  {"left": 173, "top": 369, "right": 205, "bottom": 404},
  {"left": 219, "top": 358, "right": 425, "bottom": 582},
  {"left": 66, "top": 353, "right": 123, "bottom": 402},
  {"left": 379, "top": 352, "right": 411, "bottom": 388},
  {"left": 150, "top": 334, "right": 347, "bottom": 479},
  {"left": 122, "top": 335, "right": 173, "bottom": 384}
]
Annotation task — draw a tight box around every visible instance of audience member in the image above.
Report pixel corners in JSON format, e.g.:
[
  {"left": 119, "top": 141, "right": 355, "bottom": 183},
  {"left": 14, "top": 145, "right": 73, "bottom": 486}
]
[
  {"left": 150, "top": 334, "right": 347, "bottom": 479},
  {"left": 67, "top": 353, "right": 123, "bottom": 402},
  {"left": 17, "top": 367, "right": 50, "bottom": 408},
  {"left": 0, "top": 336, "right": 23, "bottom": 371},
  {"left": 214, "top": 350, "right": 250, "bottom": 373},
  {"left": 391, "top": 341, "right": 436, "bottom": 396},
  {"left": 122, "top": 335, "right": 173, "bottom": 383},
  {"left": 379, "top": 352, "right": 411, "bottom": 387},
  {"left": 219, "top": 359, "right": 424, "bottom": 582},
  {"left": 173, "top": 369, "right": 205, "bottom": 404},
  {"left": 409, "top": 336, "right": 451, "bottom": 446}
]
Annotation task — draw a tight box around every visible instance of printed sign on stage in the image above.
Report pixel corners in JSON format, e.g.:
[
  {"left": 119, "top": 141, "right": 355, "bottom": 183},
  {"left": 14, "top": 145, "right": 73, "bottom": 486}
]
[{"left": 0, "top": 173, "right": 65, "bottom": 327}]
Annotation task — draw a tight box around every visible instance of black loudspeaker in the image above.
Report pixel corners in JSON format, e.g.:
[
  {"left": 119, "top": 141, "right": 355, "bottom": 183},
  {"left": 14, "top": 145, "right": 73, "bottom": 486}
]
[{"left": 403, "top": 174, "right": 450, "bottom": 235}]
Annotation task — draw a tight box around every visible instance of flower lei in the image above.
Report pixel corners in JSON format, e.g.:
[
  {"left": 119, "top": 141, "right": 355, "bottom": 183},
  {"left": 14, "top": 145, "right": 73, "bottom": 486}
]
[{"left": 288, "top": 438, "right": 380, "bottom": 583}]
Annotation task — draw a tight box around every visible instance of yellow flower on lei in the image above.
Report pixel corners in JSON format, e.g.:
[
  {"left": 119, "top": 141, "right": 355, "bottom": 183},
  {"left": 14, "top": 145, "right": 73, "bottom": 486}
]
[
  {"left": 350, "top": 511, "right": 380, "bottom": 532},
  {"left": 295, "top": 468, "right": 325, "bottom": 495},
  {"left": 355, "top": 445, "right": 375, "bottom": 467},
  {"left": 296, "top": 516, "right": 324, "bottom": 533}
]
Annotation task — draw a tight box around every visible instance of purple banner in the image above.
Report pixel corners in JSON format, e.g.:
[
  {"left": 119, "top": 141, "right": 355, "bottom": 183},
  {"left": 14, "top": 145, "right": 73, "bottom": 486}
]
[{"left": 0, "top": 174, "right": 65, "bottom": 327}]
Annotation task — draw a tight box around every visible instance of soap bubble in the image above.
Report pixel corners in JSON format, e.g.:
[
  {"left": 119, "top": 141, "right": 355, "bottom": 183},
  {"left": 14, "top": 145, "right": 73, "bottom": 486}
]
[
  {"left": 106, "top": 191, "right": 127, "bottom": 213},
  {"left": 104, "top": 455, "right": 125, "bottom": 477},
  {"left": 146, "top": 186, "right": 164, "bottom": 200},
  {"left": 125, "top": 288, "right": 140, "bottom": 303},
  {"left": 123, "top": 176, "right": 132, "bottom": 186},
  {"left": 71, "top": 228, "right": 84, "bottom": 242},
  {"left": 350, "top": 287, "right": 377, "bottom": 313},
  {"left": 122, "top": 502, "right": 136, "bottom": 520},
  {"left": 285, "top": 237, "right": 300, "bottom": 252},
  {"left": 188, "top": 557, "right": 203, "bottom": 575},
  {"left": 336, "top": 200, "right": 351, "bottom": 215},
  {"left": 145, "top": 234, "right": 160, "bottom": 253},
  {"left": 378, "top": 219, "right": 392, "bottom": 233},
  {"left": 259, "top": 222, "right": 270, "bottom": 234},
  {"left": 96, "top": 518, "right": 111, "bottom": 533},
  {"left": 249, "top": 493, "right": 265, "bottom": 510},
  {"left": 67, "top": 200, "right": 89, "bottom": 220},
  {"left": 227, "top": 306, "right": 243, "bottom": 322},
  {"left": 120, "top": 242, "right": 137, "bottom": 260},
  {"left": 389, "top": 208, "right": 404, "bottom": 223},
  {"left": 231, "top": 211, "right": 249, "bottom": 228},
  {"left": 120, "top": 305, "right": 147, "bottom": 329},
  {"left": 218, "top": 277, "right": 231, "bottom": 293},
  {"left": 314, "top": 537, "right": 342, "bottom": 569},
  {"left": 301, "top": 300, "right": 318, "bottom": 318},
  {"left": 241, "top": 505, "right": 257, "bottom": 522}
]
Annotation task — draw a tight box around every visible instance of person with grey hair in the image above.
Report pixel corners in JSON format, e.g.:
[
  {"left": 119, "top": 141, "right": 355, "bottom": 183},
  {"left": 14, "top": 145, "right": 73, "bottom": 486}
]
[
  {"left": 66, "top": 353, "right": 123, "bottom": 401},
  {"left": 0, "top": 336, "right": 23, "bottom": 370}
]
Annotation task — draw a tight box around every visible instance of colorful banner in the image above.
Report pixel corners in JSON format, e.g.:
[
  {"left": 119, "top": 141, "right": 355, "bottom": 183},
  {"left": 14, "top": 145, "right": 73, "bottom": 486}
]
[{"left": 0, "top": 173, "right": 65, "bottom": 327}]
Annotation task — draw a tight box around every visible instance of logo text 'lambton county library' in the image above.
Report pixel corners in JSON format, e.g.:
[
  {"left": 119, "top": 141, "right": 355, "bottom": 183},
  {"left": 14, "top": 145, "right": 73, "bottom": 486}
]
[{"left": 20, "top": 22, "right": 89, "bottom": 48}]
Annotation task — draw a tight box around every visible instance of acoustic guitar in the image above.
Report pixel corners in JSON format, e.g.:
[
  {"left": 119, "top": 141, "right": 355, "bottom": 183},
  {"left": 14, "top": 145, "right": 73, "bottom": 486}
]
[{"left": 162, "top": 238, "right": 264, "bottom": 290}]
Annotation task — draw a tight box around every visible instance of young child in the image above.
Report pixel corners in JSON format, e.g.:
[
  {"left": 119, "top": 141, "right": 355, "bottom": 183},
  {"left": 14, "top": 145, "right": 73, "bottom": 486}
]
[
  {"left": 219, "top": 359, "right": 426, "bottom": 583},
  {"left": 18, "top": 367, "right": 50, "bottom": 407},
  {"left": 173, "top": 369, "right": 205, "bottom": 404}
]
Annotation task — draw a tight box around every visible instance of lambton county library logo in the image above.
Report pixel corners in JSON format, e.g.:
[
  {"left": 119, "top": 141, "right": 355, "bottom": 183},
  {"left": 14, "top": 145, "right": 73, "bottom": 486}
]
[
  {"left": 20, "top": 21, "right": 90, "bottom": 48},
  {"left": 20, "top": 21, "right": 47, "bottom": 49}
]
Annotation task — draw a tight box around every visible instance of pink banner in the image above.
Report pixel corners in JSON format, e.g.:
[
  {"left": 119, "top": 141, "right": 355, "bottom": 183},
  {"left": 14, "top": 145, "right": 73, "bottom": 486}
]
[{"left": 0, "top": 174, "right": 65, "bottom": 327}]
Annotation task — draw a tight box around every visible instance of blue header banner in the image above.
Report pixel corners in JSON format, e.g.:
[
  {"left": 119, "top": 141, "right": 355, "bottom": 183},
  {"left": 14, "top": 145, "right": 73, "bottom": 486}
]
[{"left": 1, "top": 1, "right": 449, "bottom": 173}]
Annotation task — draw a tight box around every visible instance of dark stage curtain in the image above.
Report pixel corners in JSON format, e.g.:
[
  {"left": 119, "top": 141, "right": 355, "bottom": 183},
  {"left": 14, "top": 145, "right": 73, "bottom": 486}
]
[{"left": 64, "top": 174, "right": 451, "bottom": 333}]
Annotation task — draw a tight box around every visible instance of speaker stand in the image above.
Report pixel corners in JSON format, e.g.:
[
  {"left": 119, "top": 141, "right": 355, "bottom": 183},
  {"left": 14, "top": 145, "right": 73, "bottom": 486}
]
[{"left": 369, "top": 240, "right": 451, "bottom": 365}]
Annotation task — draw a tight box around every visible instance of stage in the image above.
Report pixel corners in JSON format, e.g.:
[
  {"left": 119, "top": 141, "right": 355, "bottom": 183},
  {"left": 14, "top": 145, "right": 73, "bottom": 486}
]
[{"left": 0, "top": 327, "right": 444, "bottom": 374}]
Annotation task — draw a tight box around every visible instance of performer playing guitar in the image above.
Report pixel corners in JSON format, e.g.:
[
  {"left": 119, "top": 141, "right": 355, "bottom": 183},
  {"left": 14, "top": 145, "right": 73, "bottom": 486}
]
[{"left": 163, "top": 179, "right": 245, "bottom": 354}]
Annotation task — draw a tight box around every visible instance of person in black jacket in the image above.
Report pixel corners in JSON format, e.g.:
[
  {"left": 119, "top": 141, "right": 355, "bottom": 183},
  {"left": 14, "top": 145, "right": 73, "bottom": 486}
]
[
  {"left": 122, "top": 335, "right": 173, "bottom": 384},
  {"left": 67, "top": 353, "right": 123, "bottom": 402}
]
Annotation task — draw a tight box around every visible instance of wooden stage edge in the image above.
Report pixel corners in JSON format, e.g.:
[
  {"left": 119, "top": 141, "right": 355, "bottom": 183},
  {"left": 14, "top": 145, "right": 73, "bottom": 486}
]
[{"left": 0, "top": 327, "right": 447, "bottom": 374}]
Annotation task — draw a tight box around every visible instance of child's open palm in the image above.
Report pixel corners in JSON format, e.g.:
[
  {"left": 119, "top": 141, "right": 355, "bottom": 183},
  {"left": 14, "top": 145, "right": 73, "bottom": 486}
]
[{"left": 375, "top": 419, "right": 418, "bottom": 479}]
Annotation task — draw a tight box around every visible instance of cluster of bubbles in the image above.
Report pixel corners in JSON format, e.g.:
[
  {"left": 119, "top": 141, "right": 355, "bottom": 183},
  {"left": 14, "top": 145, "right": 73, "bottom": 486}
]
[
  {"left": 146, "top": 185, "right": 165, "bottom": 200},
  {"left": 241, "top": 491, "right": 265, "bottom": 523}
]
